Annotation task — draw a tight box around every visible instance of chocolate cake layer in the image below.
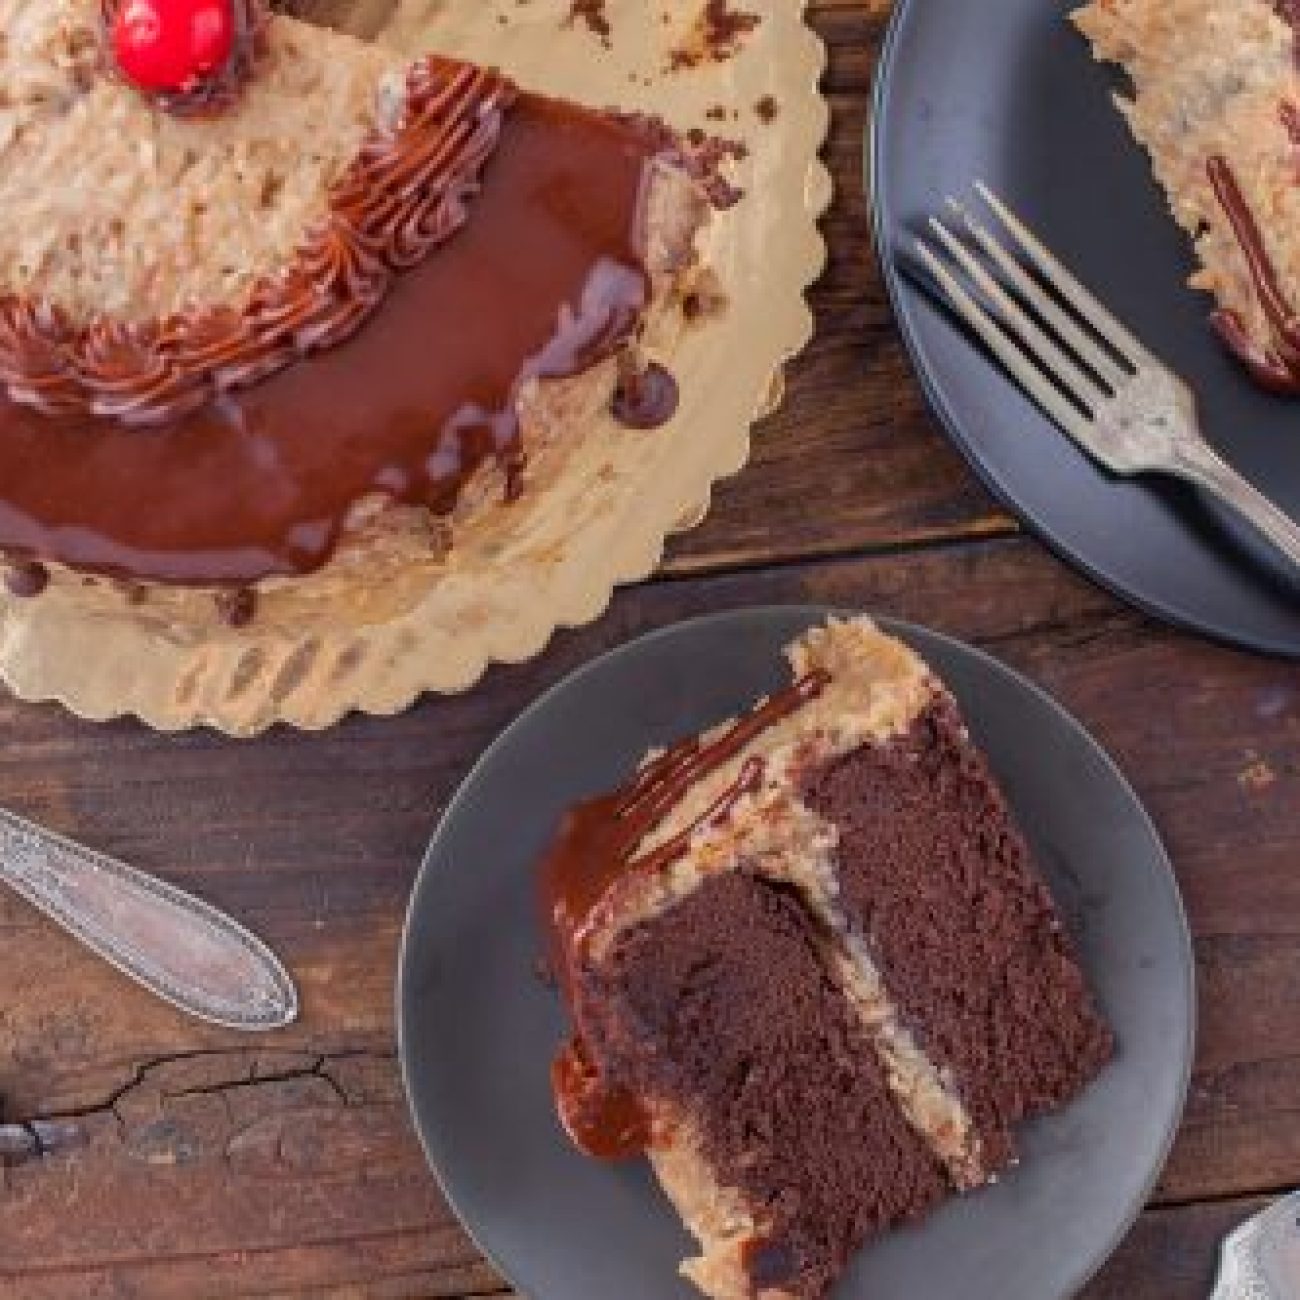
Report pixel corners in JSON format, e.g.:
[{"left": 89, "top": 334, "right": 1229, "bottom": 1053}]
[
  {"left": 586, "top": 871, "right": 948, "bottom": 1300},
  {"left": 801, "top": 697, "right": 1114, "bottom": 1171}
]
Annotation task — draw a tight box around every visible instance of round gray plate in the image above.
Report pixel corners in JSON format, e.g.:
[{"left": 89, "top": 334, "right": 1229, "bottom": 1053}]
[
  {"left": 871, "top": 0, "right": 1300, "bottom": 656},
  {"left": 398, "top": 608, "right": 1194, "bottom": 1300}
]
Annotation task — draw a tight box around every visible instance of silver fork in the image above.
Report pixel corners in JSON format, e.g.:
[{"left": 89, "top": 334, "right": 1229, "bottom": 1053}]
[{"left": 914, "top": 183, "right": 1300, "bottom": 573}]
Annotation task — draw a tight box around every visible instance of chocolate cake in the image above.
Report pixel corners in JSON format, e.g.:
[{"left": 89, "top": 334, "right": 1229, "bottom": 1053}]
[
  {"left": 1074, "top": 0, "right": 1300, "bottom": 393},
  {"left": 0, "top": 0, "right": 711, "bottom": 620},
  {"left": 541, "top": 618, "right": 1113, "bottom": 1300}
]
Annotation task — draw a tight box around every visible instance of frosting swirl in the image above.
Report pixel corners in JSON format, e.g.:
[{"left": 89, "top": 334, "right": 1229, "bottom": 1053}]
[{"left": 0, "top": 57, "right": 516, "bottom": 427}]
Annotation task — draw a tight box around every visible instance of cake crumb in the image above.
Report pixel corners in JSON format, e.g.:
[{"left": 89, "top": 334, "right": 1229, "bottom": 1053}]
[
  {"left": 681, "top": 269, "right": 728, "bottom": 323},
  {"left": 668, "top": 0, "right": 760, "bottom": 71},
  {"left": 1239, "top": 758, "right": 1277, "bottom": 792},
  {"left": 5, "top": 561, "right": 48, "bottom": 599},
  {"left": 705, "top": 104, "right": 727, "bottom": 122},
  {"left": 567, "top": 0, "right": 612, "bottom": 45},
  {"left": 684, "top": 127, "right": 748, "bottom": 208},
  {"left": 755, "top": 94, "right": 779, "bottom": 123},
  {"left": 215, "top": 587, "right": 258, "bottom": 629}
]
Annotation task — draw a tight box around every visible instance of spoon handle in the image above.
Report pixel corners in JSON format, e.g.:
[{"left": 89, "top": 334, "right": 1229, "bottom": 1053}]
[{"left": 0, "top": 807, "right": 297, "bottom": 1031}]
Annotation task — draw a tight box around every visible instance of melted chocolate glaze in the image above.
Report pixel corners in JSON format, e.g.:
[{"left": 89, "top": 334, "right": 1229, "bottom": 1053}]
[
  {"left": 5, "top": 560, "right": 49, "bottom": 599},
  {"left": 610, "top": 360, "right": 679, "bottom": 429},
  {"left": 540, "top": 672, "right": 826, "bottom": 1158},
  {"left": 0, "top": 89, "right": 667, "bottom": 585},
  {"left": 1278, "top": 0, "right": 1300, "bottom": 63}
]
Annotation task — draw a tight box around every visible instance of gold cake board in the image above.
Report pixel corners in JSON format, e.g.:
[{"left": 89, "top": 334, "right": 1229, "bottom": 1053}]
[{"left": 0, "top": 0, "right": 831, "bottom": 734}]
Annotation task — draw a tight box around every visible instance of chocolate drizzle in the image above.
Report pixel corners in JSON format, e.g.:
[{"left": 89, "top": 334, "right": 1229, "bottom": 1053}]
[
  {"left": 102, "top": 0, "right": 267, "bottom": 119},
  {"left": 540, "top": 671, "right": 827, "bottom": 1158},
  {"left": 0, "top": 59, "right": 514, "bottom": 428},
  {"left": 1206, "top": 155, "right": 1300, "bottom": 395},
  {"left": 5, "top": 561, "right": 49, "bottom": 599},
  {"left": 0, "top": 78, "right": 669, "bottom": 585},
  {"left": 1277, "top": 0, "right": 1300, "bottom": 64},
  {"left": 1192, "top": 3, "right": 1300, "bottom": 395},
  {"left": 611, "top": 360, "right": 679, "bottom": 428}
]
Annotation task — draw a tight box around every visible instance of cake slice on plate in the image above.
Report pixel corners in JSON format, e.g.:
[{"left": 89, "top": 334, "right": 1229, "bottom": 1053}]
[
  {"left": 0, "top": 0, "right": 711, "bottom": 615},
  {"left": 541, "top": 617, "right": 1113, "bottom": 1300},
  {"left": 1074, "top": 0, "right": 1300, "bottom": 393}
]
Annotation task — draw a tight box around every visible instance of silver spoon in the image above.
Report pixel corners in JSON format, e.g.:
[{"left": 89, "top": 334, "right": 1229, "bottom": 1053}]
[
  {"left": 0, "top": 807, "right": 297, "bottom": 1031},
  {"left": 1213, "top": 1191, "right": 1300, "bottom": 1299}
]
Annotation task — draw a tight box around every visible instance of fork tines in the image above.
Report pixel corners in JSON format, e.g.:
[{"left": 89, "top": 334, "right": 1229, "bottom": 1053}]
[{"left": 914, "top": 184, "right": 1153, "bottom": 441}]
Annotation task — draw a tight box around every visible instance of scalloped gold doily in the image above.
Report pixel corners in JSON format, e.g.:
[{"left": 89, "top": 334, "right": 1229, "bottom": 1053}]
[{"left": 0, "top": 0, "right": 831, "bottom": 734}]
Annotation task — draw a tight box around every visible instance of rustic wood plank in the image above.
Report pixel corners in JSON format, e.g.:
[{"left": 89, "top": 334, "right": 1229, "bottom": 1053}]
[
  {"left": 2, "top": 538, "right": 1297, "bottom": 1295},
  {"left": 1080, "top": 1196, "right": 1272, "bottom": 1300}
]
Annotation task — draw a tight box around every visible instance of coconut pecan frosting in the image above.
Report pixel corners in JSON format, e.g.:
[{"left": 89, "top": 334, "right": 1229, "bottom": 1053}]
[{"left": 0, "top": 57, "right": 516, "bottom": 428}]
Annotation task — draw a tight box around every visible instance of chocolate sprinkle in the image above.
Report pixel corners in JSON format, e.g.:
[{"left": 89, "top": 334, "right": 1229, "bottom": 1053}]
[
  {"left": 214, "top": 587, "right": 258, "bottom": 628},
  {"left": 5, "top": 561, "right": 49, "bottom": 599},
  {"left": 668, "top": 0, "right": 760, "bottom": 71},
  {"left": 568, "top": 0, "right": 612, "bottom": 43},
  {"left": 611, "top": 362, "right": 679, "bottom": 429}
]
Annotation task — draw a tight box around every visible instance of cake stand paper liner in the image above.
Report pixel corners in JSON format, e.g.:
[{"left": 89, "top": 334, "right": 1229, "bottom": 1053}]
[{"left": 0, "top": 0, "right": 831, "bottom": 734}]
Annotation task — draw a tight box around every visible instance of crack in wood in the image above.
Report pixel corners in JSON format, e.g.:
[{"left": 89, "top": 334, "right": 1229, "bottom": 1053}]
[
  {"left": 1, "top": 1046, "right": 398, "bottom": 1167},
  {"left": 1153, "top": 1182, "right": 1300, "bottom": 1214},
  {"left": 975, "top": 605, "right": 1152, "bottom": 655},
  {"left": 659, "top": 523, "right": 1025, "bottom": 584}
]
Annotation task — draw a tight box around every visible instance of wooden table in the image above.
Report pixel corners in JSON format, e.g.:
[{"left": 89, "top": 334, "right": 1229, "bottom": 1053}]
[{"left": 3, "top": 4, "right": 1298, "bottom": 1296}]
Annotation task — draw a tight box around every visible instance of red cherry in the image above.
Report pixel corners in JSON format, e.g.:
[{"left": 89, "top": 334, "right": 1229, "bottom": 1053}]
[{"left": 112, "top": 0, "right": 236, "bottom": 93}]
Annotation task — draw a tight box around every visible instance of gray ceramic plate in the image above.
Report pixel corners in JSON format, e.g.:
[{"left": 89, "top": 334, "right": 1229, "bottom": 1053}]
[
  {"left": 871, "top": 0, "right": 1300, "bottom": 656},
  {"left": 397, "top": 608, "right": 1194, "bottom": 1300}
]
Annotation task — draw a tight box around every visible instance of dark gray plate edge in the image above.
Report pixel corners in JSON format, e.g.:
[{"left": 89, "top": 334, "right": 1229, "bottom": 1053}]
[
  {"left": 866, "top": 0, "right": 1300, "bottom": 663},
  {"left": 395, "top": 605, "right": 1197, "bottom": 1299}
]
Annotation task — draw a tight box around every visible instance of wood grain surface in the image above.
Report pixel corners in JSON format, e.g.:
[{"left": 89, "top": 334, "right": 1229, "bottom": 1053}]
[{"left": 2, "top": 4, "right": 1297, "bottom": 1298}]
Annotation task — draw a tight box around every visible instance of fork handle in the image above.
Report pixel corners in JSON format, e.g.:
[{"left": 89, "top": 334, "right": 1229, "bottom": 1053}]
[{"left": 1170, "top": 442, "right": 1300, "bottom": 572}]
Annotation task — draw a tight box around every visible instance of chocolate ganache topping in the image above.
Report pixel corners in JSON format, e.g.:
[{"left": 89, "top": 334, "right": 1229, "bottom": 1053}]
[
  {"left": 0, "top": 64, "right": 675, "bottom": 586},
  {"left": 0, "top": 58, "right": 514, "bottom": 427}
]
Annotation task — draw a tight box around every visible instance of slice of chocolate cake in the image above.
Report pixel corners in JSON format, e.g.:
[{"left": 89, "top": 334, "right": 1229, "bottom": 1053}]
[
  {"left": 540, "top": 618, "right": 1113, "bottom": 1300},
  {"left": 1074, "top": 0, "right": 1300, "bottom": 393}
]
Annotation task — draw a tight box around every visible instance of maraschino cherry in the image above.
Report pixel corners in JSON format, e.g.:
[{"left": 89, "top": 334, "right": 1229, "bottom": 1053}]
[{"left": 112, "top": 0, "right": 236, "bottom": 94}]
